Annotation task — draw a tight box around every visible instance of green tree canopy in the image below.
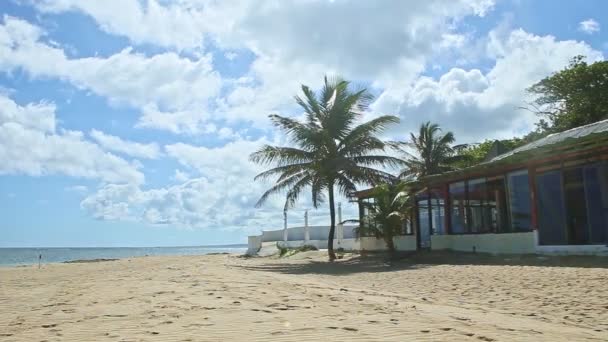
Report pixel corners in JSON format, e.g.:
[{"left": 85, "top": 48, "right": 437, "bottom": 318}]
[
  {"left": 527, "top": 56, "right": 608, "bottom": 133},
  {"left": 398, "top": 121, "right": 464, "bottom": 179},
  {"left": 355, "top": 182, "right": 413, "bottom": 258}
]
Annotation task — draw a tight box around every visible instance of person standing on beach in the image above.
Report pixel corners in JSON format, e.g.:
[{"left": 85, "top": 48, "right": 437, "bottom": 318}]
[{"left": 38, "top": 254, "right": 41, "bottom": 269}]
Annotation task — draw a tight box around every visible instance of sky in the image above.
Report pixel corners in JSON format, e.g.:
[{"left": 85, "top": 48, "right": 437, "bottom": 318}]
[{"left": 0, "top": 0, "right": 606, "bottom": 247}]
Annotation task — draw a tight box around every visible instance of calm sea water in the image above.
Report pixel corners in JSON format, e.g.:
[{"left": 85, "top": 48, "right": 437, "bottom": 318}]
[{"left": 0, "top": 245, "right": 247, "bottom": 267}]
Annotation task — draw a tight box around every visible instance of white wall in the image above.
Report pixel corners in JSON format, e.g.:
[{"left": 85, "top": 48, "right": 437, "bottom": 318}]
[
  {"left": 246, "top": 235, "right": 262, "bottom": 255},
  {"left": 431, "top": 232, "right": 536, "bottom": 254},
  {"left": 394, "top": 235, "right": 417, "bottom": 251},
  {"left": 272, "top": 235, "right": 418, "bottom": 253}
]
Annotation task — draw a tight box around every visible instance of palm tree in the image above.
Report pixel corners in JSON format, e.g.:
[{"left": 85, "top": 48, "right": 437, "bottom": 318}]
[
  {"left": 398, "top": 121, "right": 463, "bottom": 179},
  {"left": 250, "top": 76, "right": 403, "bottom": 260},
  {"left": 356, "top": 182, "right": 413, "bottom": 258}
]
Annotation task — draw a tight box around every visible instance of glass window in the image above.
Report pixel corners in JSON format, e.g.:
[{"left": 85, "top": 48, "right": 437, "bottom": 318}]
[
  {"left": 487, "top": 177, "right": 510, "bottom": 232},
  {"left": 417, "top": 197, "right": 431, "bottom": 247},
  {"left": 449, "top": 181, "right": 466, "bottom": 233},
  {"left": 537, "top": 170, "right": 567, "bottom": 245},
  {"left": 429, "top": 188, "right": 446, "bottom": 235},
  {"left": 563, "top": 168, "right": 589, "bottom": 244},
  {"left": 467, "top": 178, "right": 492, "bottom": 233},
  {"left": 507, "top": 170, "right": 532, "bottom": 231},
  {"left": 584, "top": 163, "right": 608, "bottom": 244}
]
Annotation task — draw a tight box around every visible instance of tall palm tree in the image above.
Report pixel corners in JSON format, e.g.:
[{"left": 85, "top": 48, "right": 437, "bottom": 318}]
[
  {"left": 355, "top": 181, "right": 413, "bottom": 258},
  {"left": 399, "top": 121, "right": 462, "bottom": 179},
  {"left": 250, "top": 76, "right": 402, "bottom": 260}
]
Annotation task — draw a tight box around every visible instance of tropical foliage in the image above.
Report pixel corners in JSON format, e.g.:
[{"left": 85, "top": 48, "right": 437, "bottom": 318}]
[
  {"left": 355, "top": 182, "right": 413, "bottom": 258},
  {"left": 527, "top": 56, "right": 608, "bottom": 133},
  {"left": 397, "top": 121, "right": 465, "bottom": 179},
  {"left": 250, "top": 76, "right": 402, "bottom": 260}
]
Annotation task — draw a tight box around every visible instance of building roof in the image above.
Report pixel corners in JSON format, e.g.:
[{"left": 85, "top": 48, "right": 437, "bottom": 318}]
[
  {"left": 489, "top": 119, "right": 608, "bottom": 163},
  {"left": 421, "top": 118, "right": 608, "bottom": 184}
]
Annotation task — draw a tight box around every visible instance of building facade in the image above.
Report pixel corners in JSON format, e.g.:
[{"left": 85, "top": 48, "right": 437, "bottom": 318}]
[{"left": 357, "top": 120, "right": 608, "bottom": 255}]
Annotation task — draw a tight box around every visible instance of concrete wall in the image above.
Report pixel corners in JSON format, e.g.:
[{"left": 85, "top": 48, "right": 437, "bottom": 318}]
[
  {"left": 261, "top": 229, "right": 283, "bottom": 242},
  {"left": 286, "top": 227, "right": 305, "bottom": 241},
  {"left": 246, "top": 235, "right": 262, "bottom": 255},
  {"left": 431, "top": 232, "right": 536, "bottom": 254},
  {"left": 536, "top": 244, "right": 608, "bottom": 255},
  {"left": 394, "top": 235, "right": 417, "bottom": 251},
  {"left": 273, "top": 235, "right": 418, "bottom": 253},
  {"left": 342, "top": 226, "right": 358, "bottom": 239}
]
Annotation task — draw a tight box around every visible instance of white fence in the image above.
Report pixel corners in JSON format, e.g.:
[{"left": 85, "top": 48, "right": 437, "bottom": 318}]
[{"left": 247, "top": 225, "right": 417, "bottom": 254}]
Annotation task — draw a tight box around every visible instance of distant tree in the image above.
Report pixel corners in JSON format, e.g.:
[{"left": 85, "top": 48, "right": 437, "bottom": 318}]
[
  {"left": 398, "top": 122, "right": 466, "bottom": 179},
  {"left": 250, "top": 76, "right": 403, "bottom": 261},
  {"left": 355, "top": 182, "right": 413, "bottom": 258},
  {"left": 449, "top": 138, "right": 527, "bottom": 169},
  {"left": 527, "top": 56, "right": 608, "bottom": 133}
]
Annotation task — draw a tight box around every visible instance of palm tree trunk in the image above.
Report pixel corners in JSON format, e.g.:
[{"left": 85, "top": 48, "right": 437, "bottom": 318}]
[
  {"left": 327, "top": 183, "right": 337, "bottom": 261},
  {"left": 385, "top": 234, "right": 396, "bottom": 259}
]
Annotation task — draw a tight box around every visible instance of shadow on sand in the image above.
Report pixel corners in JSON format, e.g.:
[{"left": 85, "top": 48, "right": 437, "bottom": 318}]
[{"left": 235, "top": 250, "right": 608, "bottom": 276}]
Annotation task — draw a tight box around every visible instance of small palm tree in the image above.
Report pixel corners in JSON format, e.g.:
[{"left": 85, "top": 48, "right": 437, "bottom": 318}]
[
  {"left": 250, "top": 76, "right": 403, "bottom": 260},
  {"left": 355, "top": 182, "right": 413, "bottom": 258},
  {"left": 399, "top": 121, "right": 462, "bottom": 179}
]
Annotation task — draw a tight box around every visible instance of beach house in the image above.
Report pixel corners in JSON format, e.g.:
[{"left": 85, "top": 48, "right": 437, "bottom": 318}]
[{"left": 356, "top": 119, "right": 608, "bottom": 255}]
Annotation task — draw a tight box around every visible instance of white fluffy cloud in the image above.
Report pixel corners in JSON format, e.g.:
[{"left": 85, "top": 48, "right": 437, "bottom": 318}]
[
  {"left": 82, "top": 137, "right": 359, "bottom": 231},
  {"left": 90, "top": 129, "right": 161, "bottom": 159},
  {"left": 579, "top": 19, "right": 600, "bottom": 35},
  {"left": 5, "top": 1, "right": 606, "bottom": 235},
  {"left": 82, "top": 138, "right": 278, "bottom": 230},
  {"left": 33, "top": 0, "right": 222, "bottom": 51},
  {"left": 0, "top": 94, "right": 144, "bottom": 184},
  {"left": 29, "top": 1, "right": 497, "bottom": 132},
  {"left": 374, "top": 28, "right": 604, "bottom": 143},
  {"left": 0, "top": 15, "right": 222, "bottom": 133}
]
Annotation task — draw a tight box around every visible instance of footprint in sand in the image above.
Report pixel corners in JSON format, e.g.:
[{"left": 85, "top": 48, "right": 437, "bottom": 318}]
[{"left": 41, "top": 324, "right": 58, "bottom": 328}]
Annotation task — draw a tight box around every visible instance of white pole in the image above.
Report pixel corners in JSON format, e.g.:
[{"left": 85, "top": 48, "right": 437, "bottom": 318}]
[
  {"left": 304, "top": 210, "right": 310, "bottom": 242},
  {"left": 338, "top": 202, "right": 342, "bottom": 224},
  {"left": 283, "top": 209, "right": 288, "bottom": 242}
]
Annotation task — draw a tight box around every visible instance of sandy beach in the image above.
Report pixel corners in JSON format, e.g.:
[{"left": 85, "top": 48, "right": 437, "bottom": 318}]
[{"left": 1, "top": 252, "right": 607, "bottom": 341}]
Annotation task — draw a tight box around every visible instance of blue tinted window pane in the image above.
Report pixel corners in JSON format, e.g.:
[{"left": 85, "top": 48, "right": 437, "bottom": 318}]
[
  {"left": 468, "top": 178, "right": 493, "bottom": 233},
  {"left": 418, "top": 200, "right": 431, "bottom": 247},
  {"left": 429, "top": 188, "right": 446, "bottom": 235},
  {"left": 537, "top": 170, "right": 567, "bottom": 245},
  {"left": 450, "top": 182, "right": 466, "bottom": 233},
  {"left": 507, "top": 171, "right": 531, "bottom": 231},
  {"left": 584, "top": 164, "right": 608, "bottom": 244}
]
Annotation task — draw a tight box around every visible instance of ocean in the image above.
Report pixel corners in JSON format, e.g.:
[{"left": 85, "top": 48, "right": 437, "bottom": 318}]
[{"left": 0, "top": 245, "right": 247, "bottom": 267}]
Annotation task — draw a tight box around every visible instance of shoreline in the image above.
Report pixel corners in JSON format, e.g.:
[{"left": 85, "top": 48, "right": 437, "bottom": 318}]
[{"left": 0, "top": 247, "right": 246, "bottom": 268}]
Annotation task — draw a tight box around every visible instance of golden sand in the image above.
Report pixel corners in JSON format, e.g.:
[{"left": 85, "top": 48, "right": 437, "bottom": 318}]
[{"left": 1, "top": 252, "right": 607, "bottom": 341}]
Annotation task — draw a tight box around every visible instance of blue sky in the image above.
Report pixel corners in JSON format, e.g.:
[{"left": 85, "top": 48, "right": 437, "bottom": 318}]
[{"left": 0, "top": 0, "right": 606, "bottom": 247}]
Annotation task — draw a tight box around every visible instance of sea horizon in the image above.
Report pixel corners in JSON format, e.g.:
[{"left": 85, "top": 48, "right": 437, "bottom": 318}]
[
  {"left": 0, "top": 245, "right": 248, "bottom": 267},
  {"left": 0, "top": 243, "right": 248, "bottom": 249}
]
